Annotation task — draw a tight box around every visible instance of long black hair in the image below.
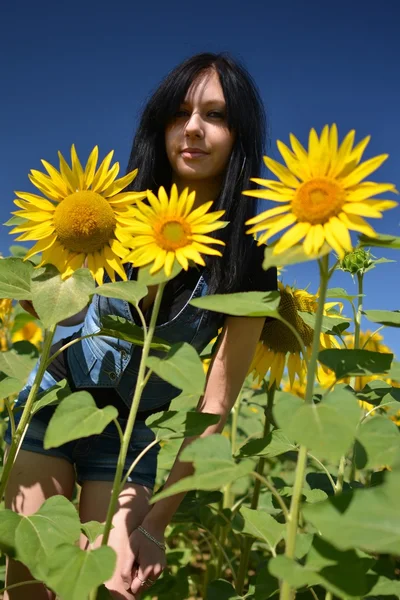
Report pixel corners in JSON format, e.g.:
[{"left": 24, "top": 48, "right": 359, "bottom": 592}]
[{"left": 127, "top": 52, "right": 267, "bottom": 295}]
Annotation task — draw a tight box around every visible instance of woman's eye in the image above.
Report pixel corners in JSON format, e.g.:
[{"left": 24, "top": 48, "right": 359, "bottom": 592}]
[
  {"left": 208, "top": 111, "right": 225, "bottom": 119},
  {"left": 174, "top": 110, "right": 189, "bottom": 118}
]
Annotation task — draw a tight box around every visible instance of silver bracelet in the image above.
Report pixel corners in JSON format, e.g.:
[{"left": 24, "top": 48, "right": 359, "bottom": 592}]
[{"left": 137, "top": 525, "right": 166, "bottom": 551}]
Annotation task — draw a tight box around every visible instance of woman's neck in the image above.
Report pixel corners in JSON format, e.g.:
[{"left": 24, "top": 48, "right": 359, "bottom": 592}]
[{"left": 171, "top": 176, "right": 222, "bottom": 209}]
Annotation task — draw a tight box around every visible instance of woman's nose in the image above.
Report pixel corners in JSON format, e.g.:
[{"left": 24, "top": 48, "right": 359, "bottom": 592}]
[{"left": 184, "top": 112, "right": 204, "bottom": 139}]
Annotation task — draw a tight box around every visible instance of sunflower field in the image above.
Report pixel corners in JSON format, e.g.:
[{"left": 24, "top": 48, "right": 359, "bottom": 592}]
[{"left": 0, "top": 127, "right": 400, "bottom": 600}]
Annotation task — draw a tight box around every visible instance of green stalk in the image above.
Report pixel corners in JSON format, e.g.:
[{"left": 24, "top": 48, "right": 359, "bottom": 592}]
[
  {"left": 0, "top": 324, "right": 57, "bottom": 500},
  {"left": 101, "top": 281, "right": 166, "bottom": 548},
  {"left": 214, "top": 391, "right": 243, "bottom": 578},
  {"left": 235, "top": 384, "right": 276, "bottom": 595},
  {"left": 280, "top": 255, "right": 330, "bottom": 600}
]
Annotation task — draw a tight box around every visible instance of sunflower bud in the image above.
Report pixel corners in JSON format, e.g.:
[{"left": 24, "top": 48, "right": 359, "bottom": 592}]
[{"left": 340, "top": 248, "right": 373, "bottom": 275}]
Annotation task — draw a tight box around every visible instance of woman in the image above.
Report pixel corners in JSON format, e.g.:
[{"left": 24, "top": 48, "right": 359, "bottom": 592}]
[{"left": 5, "top": 52, "right": 277, "bottom": 599}]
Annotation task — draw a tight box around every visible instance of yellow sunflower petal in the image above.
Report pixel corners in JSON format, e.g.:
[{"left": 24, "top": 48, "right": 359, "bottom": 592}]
[
  {"left": 71, "top": 145, "right": 85, "bottom": 190},
  {"left": 341, "top": 154, "right": 388, "bottom": 188},
  {"left": 186, "top": 201, "right": 214, "bottom": 222},
  {"left": 102, "top": 168, "right": 138, "bottom": 198},
  {"left": 343, "top": 203, "right": 383, "bottom": 218},
  {"left": 346, "top": 182, "right": 397, "bottom": 202},
  {"left": 277, "top": 140, "right": 310, "bottom": 181},
  {"left": 263, "top": 156, "right": 300, "bottom": 188},
  {"left": 245, "top": 205, "right": 291, "bottom": 226},
  {"left": 175, "top": 248, "right": 189, "bottom": 271},
  {"left": 83, "top": 146, "right": 99, "bottom": 189},
  {"left": 40, "top": 160, "right": 69, "bottom": 195},
  {"left": 58, "top": 150, "right": 79, "bottom": 192},
  {"left": 242, "top": 189, "right": 294, "bottom": 202},
  {"left": 323, "top": 221, "right": 346, "bottom": 258},
  {"left": 273, "top": 222, "right": 311, "bottom": 254},
  {"left": 14, "top": 194, "right": 56, "bottom": 212},
  {"left": 91, "top": 150, "right": 114, "bottom": 192},
  {"left": 329, "top": 217, "right": 352, "bottom": 252},
  {"left": 163, "top": 251, "right": 175, "bottom": 276},
  {"left": 24, "top": 235, "right": 57, "bottom": 260}
]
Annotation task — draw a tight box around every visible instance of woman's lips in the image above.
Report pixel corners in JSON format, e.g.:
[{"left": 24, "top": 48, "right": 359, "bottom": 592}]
[{"left": 180, "top": 149, "right": 208, "bottom": 159}]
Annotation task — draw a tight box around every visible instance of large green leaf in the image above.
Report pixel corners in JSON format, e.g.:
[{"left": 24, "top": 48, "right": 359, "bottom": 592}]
[
  {"left": 363, "top": 309, "right": 400, "bottom": 327},
  {"left": 150, "top": 435, "right": 254, "bottom": 503},
  {"left": 137, "top": 262, "right": 182, "bottom": 285},
  {"left": 298, "top": 311, "right": 350, "bottom": 334},
  {"left": 303, "top": 470, "right": 400, "bottom": 554},
  {"left": 239, "top": 506, "right": 284, "bottom": 551},
  {"left": 0, "top": 376, "right": 23, "bottom": 400},
  {"left": 99, "top": 315, "right": 170, "bottom": 351},
  {"left": 389, "top": 361, "right": 400, "bottom": 381},
  {"left": 146, "top": 342, "right": 206, "bottom": 395},
  {"left": 0, "top": 257, "right": 33, "bottom": 300},
  {"left": 81, "top": 521, "right": 108, "bottom": 544},
  {"left": 31, "top": 379, "right": 72, "bottom": 415},
  {"left": 326, "top": 288, "right": 363, "bottom": 302},
  {"left": 318, "top": 348, "right": 393, "bottom": 379},
  {"left": 359, "top": 233, "right": 400, "bottom": 249},
  {"left": 43, "top": 544, "right": 116, "bottom": 600},
  {"left": 355, "top": 416, "right": 400, "bottom": 469},
  {"left": 95, "top": 280, "right": 147, "bottom": 305},
  {"left": 13, "top": 496, "right": 81, "bottom": 579},
  {"left": 356, "top": 379, "right": 393, "bottom": 406},
  {"left": 44, "top": 392, "right": 118, "bottom": 448},
  {"left": 270, "top": 536, "right": 375, "bottom": 598},
  {"left": 145, "top": 410, "right": 220, "bottom": 440},
  {"left": 0, "top": 509, "right": 22, "bottom": 556},
  {"left": 263, "top": 243, "right": 330, "bottom": 269},
  {"left": 31, "top": 265, "right": 95, "bottom": 329},
  {"left": 236, "top": 429, "right": 296, "bottom": 459},
  {"left": 0, "top": 348, "right": 36, "bottom": 380},
  {"left": 273, "top": 388, "right": 362, "bottom": 462},
  {"left": 190, "top": 290, "right": 280, "bottom": 317},
  {"left": 206, "top": 579, "right": 246, "bottom": 600}
]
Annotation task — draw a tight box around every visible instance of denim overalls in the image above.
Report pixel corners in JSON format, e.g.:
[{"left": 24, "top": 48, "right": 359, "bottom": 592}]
[{"left": 67, "top": 265, "right": 223, "bottom": 411}]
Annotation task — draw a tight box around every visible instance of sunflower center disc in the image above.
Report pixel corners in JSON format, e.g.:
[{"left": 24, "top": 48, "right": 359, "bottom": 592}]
[
  {"left": 53, "top": 191, "right": 116, "bottom": 253},
  {"left": 261, "top": 288, "right": 315, "bottom": 353},
  {"left": 158, "top": 220, "right": 190, "bottom": 250},
  {"left": 292, "top": 177, "right": 345, "bottom": 224}
]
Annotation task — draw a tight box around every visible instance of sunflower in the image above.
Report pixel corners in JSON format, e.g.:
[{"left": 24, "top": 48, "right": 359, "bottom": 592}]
[
  {"left": 125, "top": 185, "right": 227, "bottom": 276},
  {"left": 244, "top": 125, "right": 398, "bottom": 258},
  {"left": 248, "top": 282, "right": 340, "bottom": 389},
  {"left": 12, "top": 321, "right": 43, "bottom": 349},
  {"left": 0, "top": 299, "right": 13, "bottom": 352},
  {"left": 9, "top": 145, "right": 147, "bottom": 284}
]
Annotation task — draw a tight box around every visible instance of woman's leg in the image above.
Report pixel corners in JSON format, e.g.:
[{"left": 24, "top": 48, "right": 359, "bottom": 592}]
[
  {"left": 4, "top": 447, "right": 76, "bottom": 600},
  {"left": 79, "top": 480, "right": 153, "bottom": 600}
]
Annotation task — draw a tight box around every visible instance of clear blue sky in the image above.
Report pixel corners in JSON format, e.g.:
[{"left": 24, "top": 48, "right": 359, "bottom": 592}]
[{"left": 1, "top": 0, "right": 399, "bottom": 356}]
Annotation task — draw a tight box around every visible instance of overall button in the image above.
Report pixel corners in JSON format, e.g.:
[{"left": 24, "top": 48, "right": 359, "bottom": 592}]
[
  {"left": 108, "top": 371, "right": 117, "bottom": 381},
  {"left": 121, "top": 350, "right": 128, "bottom": 360}
]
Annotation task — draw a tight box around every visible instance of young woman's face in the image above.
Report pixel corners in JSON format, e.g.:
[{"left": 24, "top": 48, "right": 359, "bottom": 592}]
[{"left": 165, "top": 69, "right": 235, "bottom": 186}]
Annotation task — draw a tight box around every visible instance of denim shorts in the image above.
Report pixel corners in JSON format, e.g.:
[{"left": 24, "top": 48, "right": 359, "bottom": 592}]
[{"left": 4, "top": 369, "right": 161, "bottom": 490}]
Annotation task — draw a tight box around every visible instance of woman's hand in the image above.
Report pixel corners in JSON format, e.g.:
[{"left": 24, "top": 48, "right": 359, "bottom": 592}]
[
  {"left": 19, "top": 300, "right": 39, "bottom": 319},
  {"left": 121, "top": 523, "right": 167, "bottom": 596}
]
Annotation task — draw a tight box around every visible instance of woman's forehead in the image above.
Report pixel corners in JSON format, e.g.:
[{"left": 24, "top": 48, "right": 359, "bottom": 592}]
[{"left": 183, "top": 69, "right": 225, "bottom": 106}]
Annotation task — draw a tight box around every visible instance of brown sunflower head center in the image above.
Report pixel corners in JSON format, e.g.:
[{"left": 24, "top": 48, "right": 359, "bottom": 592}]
[
  {"left": 292, "top": 177, "right": 345, "bottom": 224},
  {"left": 53, "top": 191, "right": 116, "bottom": 253},
  {"left": 156, "top": 219, "right": 191, "bottom": 251},
  {"left": 261, "top": 287, "right": 315, "bottom": 353}
]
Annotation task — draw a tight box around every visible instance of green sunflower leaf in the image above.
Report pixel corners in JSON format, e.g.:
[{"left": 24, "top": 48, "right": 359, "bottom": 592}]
[
  {"left": 95, "top": 280, "right": 148, "bottom": 306},
  {"left": 359, "top": 233, "right": 400, "bottom": 249},
  {"left": 263, "top": 243, "right": 330, "bottom": 269},
  {"left": 99, "top": 315, "right": 170, "bottom": 351},
  {"left": 0, "top": 376, "right": 23, "bottom": 400},
  {"left": 239, "top": 506, "right": 285, "bottom": 551},
  {"left": 44, "top": 391, "right": 118, "bottom": 448},
  {"left": 298, "top": 311, "right": 350, "bottom": 334},
  {"left": 0, "top": 257, "right": 34, "bottom": 300},
  {"left": 150, "top": 435, "right": 254, "bottom": 503},
  {"left": 362, "top": 309, "right": 400, "bottom": 327},
  {"left": 0, "top": 348, "right": 37, "bottom": 381},
  {"left": 318, "top": 348, "right": 393, "bottom": 379},
  {"left": 326, "top": 287, "right": 364, "bottom": 302},
  {"left": 303, "top": 470, "right": 400, "bottom": 555},
  {"left": 146, "top": 342, "right": 206, "bottom": 394},
  {"left": 31, "top": 265, "right": 95, "bottom": 329},
  {"left": 273, "top": 387, "right": 362, "bottom": 462},
  {"left": 355, "top": 416, "right": 400, "bottom": 470},
  {"left": 42, "top": 543, "right": 116, "bottom": 600},
  {"left": 190, "top": 290, "right": 280, "bottom": 317},
  {"left": 145, "top": 410, "right": 220, "bottom": 440}
]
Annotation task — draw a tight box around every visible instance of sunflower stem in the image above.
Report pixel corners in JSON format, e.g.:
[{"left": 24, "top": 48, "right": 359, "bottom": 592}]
[
  {"left": 101, "top": 281, "right": 166, "bottom": 549},
  {"left": 0, "top": 324, "right": 57, "bottom": 500},
  {"left": 235, "top": 384, "right": 276, "bottom": 595},
  {"left": 280, "top": 254, "right": 330, "bottom": 600}
]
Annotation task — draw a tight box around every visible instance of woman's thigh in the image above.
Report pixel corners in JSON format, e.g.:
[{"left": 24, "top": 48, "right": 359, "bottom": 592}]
[
  {"left": 79, "top": 480, "right": 153, "bottom": 600},
  {"left": 4, "top": 447, "right": 76, "bottom": 600}
]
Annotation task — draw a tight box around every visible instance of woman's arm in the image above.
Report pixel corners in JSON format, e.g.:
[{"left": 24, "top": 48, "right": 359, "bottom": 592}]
[{"left": 141, "top": 314, "right": 265, "bottom": 533}]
